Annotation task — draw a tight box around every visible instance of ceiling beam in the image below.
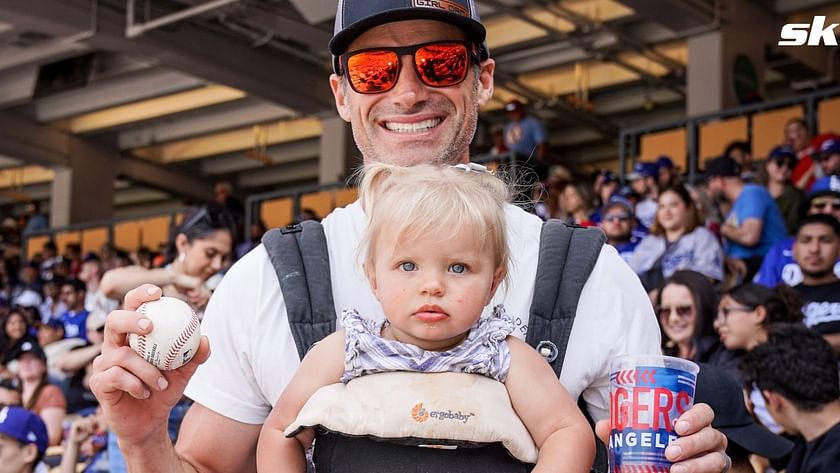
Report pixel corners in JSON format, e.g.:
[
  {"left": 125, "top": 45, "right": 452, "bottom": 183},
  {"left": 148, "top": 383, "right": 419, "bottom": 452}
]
[
  {"left": 0, "top": 111, "right": 214, "bottom": 202},
  {"left": 0, "top": 0, "right": 334, "bottom": 115}
]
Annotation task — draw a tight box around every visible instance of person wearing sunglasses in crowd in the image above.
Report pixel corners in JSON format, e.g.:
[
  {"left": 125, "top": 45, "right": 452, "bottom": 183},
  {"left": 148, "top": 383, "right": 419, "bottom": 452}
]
[
  {"left": 754, "top": 175, "right": 840, "bottom": 288},
  {"left": 713, "top": 283, "right": 804, "bottom": 435},
  {"left": 817, "top": 136, "right": 840, "bottom": 178},
  {"left": 656, "top": 271, "right": 743, "bottom": 384},
  {"left": 599, "top": 195, "right": 644, "bottom": 263},
  {"left": 90, "top": 2, "right": 729, "bottom": 472},
  {"left": 764, "top": 145, "right": 803, "bottom": 234},
  {"left": 99, "top": 206, "right": 235, "bottom": 315}
]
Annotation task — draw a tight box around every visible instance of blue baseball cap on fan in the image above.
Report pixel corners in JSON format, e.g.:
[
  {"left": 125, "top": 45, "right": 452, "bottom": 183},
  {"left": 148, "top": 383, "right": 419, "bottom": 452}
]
[
  {"left": 0, "top": 406, "right": 48, "bottom": 456},
  {"left": 330, "top": 0, "right": 489, "bottom": 73}
]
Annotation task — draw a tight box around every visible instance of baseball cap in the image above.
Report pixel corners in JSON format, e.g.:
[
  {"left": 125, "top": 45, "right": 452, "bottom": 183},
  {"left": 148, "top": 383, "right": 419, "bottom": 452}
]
[
  {"left": 819, "top": 138, "right": 840, "bottom": 158},
  {"left": 604, "top": 195, "right": 635, "bottom": 215},
  {"left": 768, "top": 144, "right": 797, "bottom": 161},
  {"left": 655, "top": 155, "right": 674, "bottom": 169},
  {"left": 82, "top": 252, "right": 100, "bottom": 263},
  {"left": 504, "top": 99, "right": 524, "bottom": 112},
  {"left": 703, "top": 156, "right": 741, "bottom": 179},
  {"left": 806, "top": 175, "right": 840, "bottom": 201},
  {"left": 86, "top": 310, "right": 107, "bottom": 332},
  {"left": 0, "top": 406, "right": 48, "bottom": 456},
  {"left": 330, "top": 0, "right": 489, "bottom": 73},
  {"left": 7, "top": 340, "right": 47, "bottom": 364},
  {"left": 627, "top": 162, "right": 658, "bottom": 180},
  {"left": 13, "top": 289, "right": 42, "bottom": 309},
  {"left": 694, "top": 364, "right": 793, "bottom": 459}
]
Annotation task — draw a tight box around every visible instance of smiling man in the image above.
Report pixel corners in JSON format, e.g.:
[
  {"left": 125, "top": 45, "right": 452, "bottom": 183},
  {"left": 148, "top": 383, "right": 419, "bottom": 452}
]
[{"left": 90, "top": 2, "right": 729, "bottom": 472}]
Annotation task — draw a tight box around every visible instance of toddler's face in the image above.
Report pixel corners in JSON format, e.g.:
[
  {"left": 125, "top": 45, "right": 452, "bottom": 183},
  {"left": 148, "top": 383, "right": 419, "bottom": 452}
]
[{"left": 368, "top": 224, "right": 502, "bottom": 351}]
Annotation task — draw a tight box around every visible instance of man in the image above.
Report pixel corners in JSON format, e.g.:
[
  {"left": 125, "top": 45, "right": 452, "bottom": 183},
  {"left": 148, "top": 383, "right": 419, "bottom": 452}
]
[
  {"left": 627, "top": 161, "right": 659, "bottom": 228},
  {"left": 764, "top": 144, "right": 802, "bottom": 234},
  {"left": 754, "top": 175, "right": 840, "bottom": 287},
  {"left": 503, "top": 99, "right": 549, "bottom": 209},
  {"left": 58, "top": 279, "right": 89, "bottom": 342},
  {"left": 791, "top": 214, "right": 840, "bottom": 353},
  {"left": 724, "top": 141, "right": 755, "bottom": 182},
  {"left": 599, "top": 196, "right": 643, "bottom": 262},
  {"left": 817, "top": 136, "right": 840, "bottom": 177},
  {"left": 705, "top": 156, "right": 787, "bottom": 281},
  {"left": 0, "top": 406, "right": 48, "bottom": 473},
  {"left": 656, "top": 155, "right": 677, "bottom": 189},
  {"left": 78, "top": 253, "right": 118, "bottom": 316},
  {"left": 90, "top": 2, "right": 727, "bottom": 472},
  {"left": 742, "top": 324, "right": 840, "bottom": 472},
  {"left": 785, "top": 118, "right": 817, "bottom": 190}
]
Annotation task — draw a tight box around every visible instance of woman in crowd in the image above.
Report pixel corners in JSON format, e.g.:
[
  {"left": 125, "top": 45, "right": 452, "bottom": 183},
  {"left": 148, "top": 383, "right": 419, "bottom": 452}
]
[
  {"left": 628, "top": 185, "right": 723, "bottom": 292},
  {"left": 560, "top": 180, "right": 596, "bottom": 227},
  {"left": 11, "top": 341, "right": 67, "bottom": 445},
  {"left": 714, "top": 283, "right": 804, "bottom": 433},
  {"left": 656, "top": 271, "right": 742, "bottom": 382},
  {"left": 0, "top": 308, "right": 36, "bottom": 367},
  {"left": 100, "top": 206, "right": 235, "bottom": 313}
]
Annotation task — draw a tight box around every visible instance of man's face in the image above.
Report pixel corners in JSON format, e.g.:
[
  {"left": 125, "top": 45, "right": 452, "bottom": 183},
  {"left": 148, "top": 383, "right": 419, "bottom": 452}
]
[
  {"left": 329, "top": 20, "right": 495, "bottom": 166},
  {"left": 60, "top": 285, "right": 82, "bottom": 310},
  {"left": 793, "top": 223, "right": 840, "bottom": 278},
  {"left": 630, "top": 178, "right": 647, "bottom": 195},
  {"left": 785, "top": 122, "right": 810, "bottom": 151},
  {"left": 807, "top": 195, "right": 840, "bottom": 220},
  {"left": 820, "top": 153, "right": 840, "bottom": 176},
  {"left": 600, "top": 205, "right": 634, "bottom": 242},
  {"left": 0, "top": 434, "right": 35, "bottom": 473}
]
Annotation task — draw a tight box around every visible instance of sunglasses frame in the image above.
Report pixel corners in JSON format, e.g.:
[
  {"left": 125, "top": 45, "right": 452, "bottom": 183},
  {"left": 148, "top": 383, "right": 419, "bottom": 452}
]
[
  {"left": 339, "top": 40, "right": 478, "bottom": 95},
  {"left": 811, "top": 197, "right": 840, "bottom": 210},
  {"left": 656, "top": 304, "right": 694, "bottom": 319}
]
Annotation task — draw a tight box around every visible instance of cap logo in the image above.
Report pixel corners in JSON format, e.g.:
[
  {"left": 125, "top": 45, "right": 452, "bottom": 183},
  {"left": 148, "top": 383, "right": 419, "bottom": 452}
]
[
  {"left": 412, "top": 0, "right": 469, "bottom": 17},
  {"left": 27, "top": 432, "right": 36, "bottom": 441},
  {"left": 0, "top": 407, "right": 7, "bottom": 423},
  {"left": 22, "top": 341, "right": 32, "bottom": 351}
]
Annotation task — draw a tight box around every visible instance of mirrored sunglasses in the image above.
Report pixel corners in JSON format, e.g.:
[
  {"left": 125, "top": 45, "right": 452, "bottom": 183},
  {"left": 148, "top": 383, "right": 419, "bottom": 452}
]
[{"left": 340, "top": 41, "right": 476, "bottom": 94}]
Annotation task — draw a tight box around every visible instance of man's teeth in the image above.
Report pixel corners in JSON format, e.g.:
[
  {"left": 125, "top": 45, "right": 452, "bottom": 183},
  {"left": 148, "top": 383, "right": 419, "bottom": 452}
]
[{"left": 384, "top": 119, "right": 441, "bottom": 133}]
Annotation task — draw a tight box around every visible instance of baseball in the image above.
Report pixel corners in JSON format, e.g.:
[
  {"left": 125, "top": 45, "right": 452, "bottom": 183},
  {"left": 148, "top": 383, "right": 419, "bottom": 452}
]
[{"left": 129, "top": 296, "right": 201, "bottom": 371}]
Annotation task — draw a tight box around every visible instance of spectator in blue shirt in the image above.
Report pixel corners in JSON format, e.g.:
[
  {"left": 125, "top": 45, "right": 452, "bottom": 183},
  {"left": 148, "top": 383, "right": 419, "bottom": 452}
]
[
  {"left": 58, "top": 279, "right": 89, "bottom": 342},
  {"left": 754, "top": 175, "right": 840, "bottom": 287},
  {"left": 706, "top": 156, "right": 788, "bottom": 282}
]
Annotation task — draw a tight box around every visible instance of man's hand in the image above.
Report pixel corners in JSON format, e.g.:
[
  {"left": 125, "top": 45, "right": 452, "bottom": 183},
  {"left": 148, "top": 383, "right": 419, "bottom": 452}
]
[
  {"left": 596, "top": 403, "right": 729, "bottom": 472},
  {"left": 89, "top": 284, "right": 211, "bottom": 447}
]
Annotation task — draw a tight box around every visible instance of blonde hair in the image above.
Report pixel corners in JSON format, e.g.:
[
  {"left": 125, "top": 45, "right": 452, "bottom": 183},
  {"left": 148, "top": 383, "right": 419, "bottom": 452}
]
[{"left": 358, "top": 163, "right": 510, "bottom": 282}]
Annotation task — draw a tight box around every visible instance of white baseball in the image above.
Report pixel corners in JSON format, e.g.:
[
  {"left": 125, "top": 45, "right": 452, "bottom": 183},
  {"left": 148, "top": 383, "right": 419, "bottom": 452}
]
[{"left": 129, "top": 296, "right": 201, "bottom": 371}]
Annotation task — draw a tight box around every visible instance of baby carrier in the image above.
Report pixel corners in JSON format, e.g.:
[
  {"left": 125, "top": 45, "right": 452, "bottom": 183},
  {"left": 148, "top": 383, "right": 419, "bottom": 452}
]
[{"left": 263, "top": 219, "right": 607, "bottom": 473}]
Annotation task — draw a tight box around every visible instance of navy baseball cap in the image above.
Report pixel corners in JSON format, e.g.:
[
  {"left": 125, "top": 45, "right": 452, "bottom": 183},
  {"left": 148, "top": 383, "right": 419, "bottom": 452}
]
[
  {"left": 655, "top": 155, "right": 674, "bottom": 169},
  {"left": 806, "top": 175, "right": 840, "bottom": 201},
  {"left": 0, "top": 406, "right": 48, "bottom": 456},
  {"left": 604, "top": 195, "right": 635, "bottom": 214},
  {"left": 627, "top": 162, "right": 658, "bottom": 180},
  {"left": 820, "top": 138, "right": 840, "bottom": 158},
  {"left": 8, "top": 340, "right": 47, "bottom": 364},
  {"left": 330, "top": 0, "right": 489, "bottom": 73},
  {"left": 768, "top": 144, "right": 797, "bottom": 161}
]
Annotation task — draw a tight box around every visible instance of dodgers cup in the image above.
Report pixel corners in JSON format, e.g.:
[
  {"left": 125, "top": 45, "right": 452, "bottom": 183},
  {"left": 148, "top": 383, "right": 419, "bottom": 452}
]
[{"left": 608, "top": 355, "right": 699, "bottom": 473}]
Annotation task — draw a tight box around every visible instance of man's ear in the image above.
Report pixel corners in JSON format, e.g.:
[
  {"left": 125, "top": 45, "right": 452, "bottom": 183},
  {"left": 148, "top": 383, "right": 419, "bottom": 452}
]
[
  {"left": 330, "top": 74, "right": 352, "bottom": 122},
  {"left": 763, "top": 390, "right": 785, "bottom": 413},
  {"left": 753, "top": 305, "right": 768, "bottom": 326},
  {"left": 475, "top": 59, "right": 496, "bottom": 107},
  {"left": 22, "top": 443, "right": 37, "bottom": 464}
]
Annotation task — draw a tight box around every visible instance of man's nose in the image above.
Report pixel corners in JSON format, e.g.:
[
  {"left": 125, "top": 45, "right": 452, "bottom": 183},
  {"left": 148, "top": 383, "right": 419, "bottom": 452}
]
[{"left": 388, "top": 55, "right": 429, "bottom": 108}]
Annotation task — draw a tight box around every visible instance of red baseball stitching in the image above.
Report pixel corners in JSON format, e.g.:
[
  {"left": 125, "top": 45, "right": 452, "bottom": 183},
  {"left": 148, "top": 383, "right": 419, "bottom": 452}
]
[
  {"left": 162, "top": 311, "right": 199, "bottom": 370},
  {"left": 136, "top": 304, "right": 148, "bottom": 358}
]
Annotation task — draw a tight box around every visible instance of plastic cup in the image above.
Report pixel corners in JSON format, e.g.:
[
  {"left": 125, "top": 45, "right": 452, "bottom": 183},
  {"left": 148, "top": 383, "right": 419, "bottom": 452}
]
[{"left": 608, "top": 355, "right": 699, "bottom": 472}]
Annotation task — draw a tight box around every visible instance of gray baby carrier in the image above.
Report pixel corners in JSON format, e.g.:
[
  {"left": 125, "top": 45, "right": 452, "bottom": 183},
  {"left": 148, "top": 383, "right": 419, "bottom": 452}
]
[{"left": 263, "top": 219, "right": 607, "bottom": 473}]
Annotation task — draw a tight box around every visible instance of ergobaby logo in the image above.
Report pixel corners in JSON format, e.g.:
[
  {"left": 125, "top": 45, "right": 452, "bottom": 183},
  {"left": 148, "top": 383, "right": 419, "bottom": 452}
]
[
  {"left": 412, "top": 0, "right": 469, "bottom": 17},
  {"left": 779, "top": 16, "right": 838, "bottom": 46},
  {"left": 411, "top": 402, "right": 475, "bottom": 424}
]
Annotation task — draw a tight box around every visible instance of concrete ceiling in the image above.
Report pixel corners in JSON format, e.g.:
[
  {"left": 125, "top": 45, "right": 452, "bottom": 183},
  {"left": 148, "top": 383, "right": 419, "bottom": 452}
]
[{"left": 0, "top": 0, "right": 833, "bottom": 219}]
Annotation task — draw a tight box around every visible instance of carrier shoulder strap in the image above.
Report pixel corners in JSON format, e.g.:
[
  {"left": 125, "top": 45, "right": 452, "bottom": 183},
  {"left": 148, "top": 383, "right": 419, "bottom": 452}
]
[
  {"left": 262, "top": 221, "right": 336, "bottom": 360},
  {"left": 525, "top": 219, "right": 606, "bottom": 376},
  {"left": 526, "top": 220, "right": 608, "bottom": 473}
]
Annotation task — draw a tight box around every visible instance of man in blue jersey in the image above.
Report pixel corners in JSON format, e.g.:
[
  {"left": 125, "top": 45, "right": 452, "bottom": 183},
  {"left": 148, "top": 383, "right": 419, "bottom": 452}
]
[
  {"left": 755, "top": 176, "right": 840, "bottom": 287},
  {"left": 706, "top": 156, "right": 788, "bottom": 282}
]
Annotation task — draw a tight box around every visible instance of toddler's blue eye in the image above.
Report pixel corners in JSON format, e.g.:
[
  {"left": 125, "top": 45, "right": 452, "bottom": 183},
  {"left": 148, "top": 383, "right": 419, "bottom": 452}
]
[
  {"left": 399, "top": 262, "right": 416, "bottom": 271},
  {"left": 450, "top": 264, "right": 466, "bottom": 274}
]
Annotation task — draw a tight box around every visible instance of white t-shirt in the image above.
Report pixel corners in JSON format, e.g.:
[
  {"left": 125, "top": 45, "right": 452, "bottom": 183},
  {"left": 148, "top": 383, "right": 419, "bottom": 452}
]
[{"left": 184, "top": 202, "right": 661, "bottom": 424}]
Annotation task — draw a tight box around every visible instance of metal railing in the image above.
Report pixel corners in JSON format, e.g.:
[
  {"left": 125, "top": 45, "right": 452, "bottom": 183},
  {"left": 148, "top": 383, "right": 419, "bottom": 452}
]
[{"left": 618, "top": 85, "right": 840, "bottom": 184}]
